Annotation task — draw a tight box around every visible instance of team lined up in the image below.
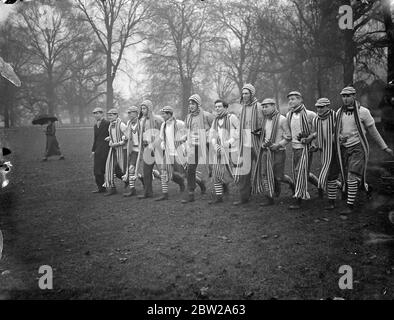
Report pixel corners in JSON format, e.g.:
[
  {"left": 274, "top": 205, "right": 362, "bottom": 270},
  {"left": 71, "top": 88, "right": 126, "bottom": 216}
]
[{"left": 91, "top": 84, "right": 393, "bottom": 215}]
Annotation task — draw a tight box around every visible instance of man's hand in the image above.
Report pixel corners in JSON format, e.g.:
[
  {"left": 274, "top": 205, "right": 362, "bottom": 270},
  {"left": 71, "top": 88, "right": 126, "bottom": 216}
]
[
  {"left": 384, "top": 147, "right": 394, "bottom": 157},
  {"left": 270, "top": 143, "right": 280, "bottom": 151},
  {"left": 109, "top": 142, "right": 114, "bottom": 147},
  {"left": 104, "top": 137, "right": 110, "bottom": 142},
  {"left": 339, "top": 135, "right": 348, "bottom": 144},
  {"left": 301, "top": 137, "right": 313, "bottom": 145},
  {"left": 309, "top": 145, "right": 318, "bottom": 153}
]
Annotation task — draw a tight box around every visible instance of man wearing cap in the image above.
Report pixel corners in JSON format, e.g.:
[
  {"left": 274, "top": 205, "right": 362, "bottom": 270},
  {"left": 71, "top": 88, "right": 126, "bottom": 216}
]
[
  {"left": 181, "top": 94, "right": 214, "bottom": 203},
  {"left": 335, "top": 86, "right": 393, "bottom": 214},
  {"left": 137, "top": 100, "right": 163, "bottom": 199},
  {"left": 308, "top": 98, "right": 340, "bottom": 210},
  {"left": 208, "top": 99, "right": 239, "bottom": 204},
  {"left": 103, "top": 108, "right": 128, "bottom": 196},
  {"left": 253, "top": 98, "right": 294, "bottom": 206},
  {"left": 233, "top": 83, "right": 263, "bottom": 205},
  {"left": 123, "top": 106, "right": 141, "bottom": 197},
  {"left": 286, "top": 91, "right": 319, "bottom": 209},
  {"left": 91, "top": 107, "right": 110, "bottom": 193},
  {"left": 155, "top": 106, "right": 186, "bottom": 201}
]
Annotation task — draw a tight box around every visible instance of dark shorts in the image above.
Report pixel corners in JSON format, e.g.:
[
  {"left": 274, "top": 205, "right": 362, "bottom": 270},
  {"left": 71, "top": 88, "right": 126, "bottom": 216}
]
[
  {"left": 262, "top": 150, "right": 286, "bottom": 180},
  {"left": 327, "top": 149, "right": 340, "bottom": 181},
  {"left": 127, "top": 151, "right": 139, "bottom": 167},
  {"left": 340, "top": 143, "right": 365, "bottom": 178}
]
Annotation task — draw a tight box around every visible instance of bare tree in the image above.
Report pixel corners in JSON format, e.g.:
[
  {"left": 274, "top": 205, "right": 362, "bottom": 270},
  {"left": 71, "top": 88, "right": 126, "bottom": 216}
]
[{"left": 75, "top": 0, "right": 151, "bottom": 111}]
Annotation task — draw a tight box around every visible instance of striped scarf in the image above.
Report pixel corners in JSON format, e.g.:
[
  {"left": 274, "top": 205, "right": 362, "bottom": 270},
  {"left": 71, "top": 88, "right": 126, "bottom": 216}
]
[
  {"left": 185, "top": 107, "right": 208, "bottom": 163},
  {"left": 335, "top": 101, "right": 369, "bottom": 191},
  {"left": 287, "top": 104, "right": 311, "bottom": 200},
  {"left": 162, "top": 117, "right": 185, "bottom": 181},
  {"left": 314, "top": 109, "right": 336, "bottom": 191},
  {"left": 252, "top": 109, "right": 280, "bottom": 196},
  {"left": 104, "top": 118, "right": 125, "bottom": 188},
  {"left": 124, "top": 119, "right": 141, "bottom": 179},
  {"left": 234, "top": 97, "right": 261, "bottom": 183},
  {"left": 211, "top": 111, "right": 234, "bottom": 183}
]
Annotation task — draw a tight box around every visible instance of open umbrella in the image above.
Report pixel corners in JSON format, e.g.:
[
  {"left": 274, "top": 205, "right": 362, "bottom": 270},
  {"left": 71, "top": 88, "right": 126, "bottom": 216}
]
[
  {"left": 2, "top": 147, "right": 11, "bottom": 156},
  {"left": 0, "top": 56, "right": 21, "bottom": 87},
  {"left": 32, "top": 114, "right": 58, "bottom": 125}
]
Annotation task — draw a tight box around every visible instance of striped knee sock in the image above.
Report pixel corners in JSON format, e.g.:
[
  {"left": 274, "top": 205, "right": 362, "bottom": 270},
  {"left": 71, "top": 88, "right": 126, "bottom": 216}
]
[
  {"left": 214, "top": 183, "right": 223, "bottom": 196},
  {"left": 347, "top": 179, "right": 358, "bottom": 206},
  {"left": 161, "top": 174, "right": 168, "bottom": 194},
  {"left": 129, "top": 174, "right": 135, "bottom": 189},
  {"left": 327, "top": 180, "right": 337, "bottom": 200}
]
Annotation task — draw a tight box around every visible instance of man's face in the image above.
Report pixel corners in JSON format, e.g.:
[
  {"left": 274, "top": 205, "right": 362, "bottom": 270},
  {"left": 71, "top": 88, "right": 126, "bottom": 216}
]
[
  {"left": 341, "top": 94, "right": 355, "bottom": 106},
  {"left": 189, "top": 100, "right": 198, "bottom": 113},
  {"left": 93, "top": 111, "right": 104, "bottom": 121},
  {"left": 107, "top": 113, "right": 118, "bottom": 122},
  {"left": 316, "top": 105, "right": 330, "bottom": 116},
  {"left": 261, "top": 103, "right": 275, "bottom": 116},
  {"left": 128, "top": 110, "right": 138, "bottom": 121},
  {"left": 141, "top": 105, "right": 148, "bottom": 116},
  {"left": 288, "top": 95, "right": 302, "bottom": 109},
  {"left": 215, "top": 102, "right": 225, "bottom": 114},
  {"left": 161, "top": 112, "right": 172, "bottom": 121},
  {"left": 242, "top": 89, "right": 251, "bottom": 103}
]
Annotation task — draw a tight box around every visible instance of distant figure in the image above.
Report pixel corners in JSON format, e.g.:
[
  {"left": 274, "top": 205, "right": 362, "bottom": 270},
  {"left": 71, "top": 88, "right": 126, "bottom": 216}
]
[
  {"left": 91, "top": 107, "right": 110, "bottom": 193},
  {"left": 42, "top": 120, "right": 65, "bottom": 161}
]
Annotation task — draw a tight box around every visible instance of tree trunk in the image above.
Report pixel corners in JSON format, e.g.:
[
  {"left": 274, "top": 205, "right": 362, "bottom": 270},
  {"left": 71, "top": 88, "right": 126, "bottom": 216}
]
[
  {"left": 106, "top": 52, "right": 114, "bottom": 111},
  {"left": 343, "top": 30, "right": 355, "bottom": 86},
  {"left": 383, "top": 0, "right": 394, "bottom": 82},
  {"left": 47, "top": 70, "right": 56, "bottom": 115},
  {"left": 181, "top": 77, "right": 192, "bottom": 119}
]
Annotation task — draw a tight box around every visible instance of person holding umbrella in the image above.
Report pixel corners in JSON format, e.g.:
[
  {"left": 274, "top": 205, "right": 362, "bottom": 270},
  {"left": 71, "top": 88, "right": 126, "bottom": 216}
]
[{"left": 32, "top": 115, "right": 65, "bottom": 161}]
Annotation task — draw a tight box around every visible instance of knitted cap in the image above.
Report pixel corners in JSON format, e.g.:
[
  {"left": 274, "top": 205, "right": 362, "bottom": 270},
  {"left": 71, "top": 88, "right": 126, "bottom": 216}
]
[
  {"left": 141, "top": 100, "right": 153, "bottom": 109},
  {"left": 340, "top": 86, "right": 356, "bottom": 95},
  {"left": 188, "top": 94, "right": 201, "bottom": 106},
  {"left": 287, "top": 91, "right": 302, "bottom": 98},
  {"left": 242, "top": 83, "right": 256, "bottom": 97},
  {"left": 315, "top": 98, "right": 331, "bottom": 107}
]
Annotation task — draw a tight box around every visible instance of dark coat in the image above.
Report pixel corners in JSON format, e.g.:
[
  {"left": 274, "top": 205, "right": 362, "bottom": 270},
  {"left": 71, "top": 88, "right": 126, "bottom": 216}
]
[{"left": 92, "top": 119, "right": 110, "bottom": 175}]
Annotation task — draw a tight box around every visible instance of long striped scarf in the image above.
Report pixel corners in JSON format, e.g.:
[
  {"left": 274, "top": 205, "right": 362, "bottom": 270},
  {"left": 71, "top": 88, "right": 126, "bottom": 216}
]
[
  {"left": 252, "top": 110, "right": 280, "bottom": 196},
  {"left": 162, "top": 118, "right": 185, "bottom": 181},
  {"left": 234, "top": 97, "right": 261, "bottom": 183},
  {"left": 124, "top": 119, "right": 141, "bottom": 179},
  {"left": 104, "top": 118, "right": 125, "bottom": 188},
  {"left": 185, "top": 107, "right": 208, "bottom": 164},
  {"left": 314, "top": 109, "right": 336, "bottom": 191},
  {"left": 211, "top": 111, "right": 234, "bottom": 183},
  {"left": 287, "top": 104, "right": 311, "bottom": 200},
  {"left": 335, "top": 101, "right": 369, "bottom": 191}
]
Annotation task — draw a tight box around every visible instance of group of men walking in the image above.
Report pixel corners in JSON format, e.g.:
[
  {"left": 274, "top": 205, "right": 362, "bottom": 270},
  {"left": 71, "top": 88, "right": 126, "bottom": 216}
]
[{"left": 91, "top": 84, "right": 393, "bottom": 215}]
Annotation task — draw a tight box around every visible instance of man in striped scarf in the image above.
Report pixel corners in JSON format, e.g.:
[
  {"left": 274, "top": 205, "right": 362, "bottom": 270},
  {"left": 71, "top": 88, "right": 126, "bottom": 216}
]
[
  {"left": 286, "top": 91, "right": 319, "bottom": 210},
  {"left": 181, "top": 94, "right": 214, "bottom": 203},
  {"left": 137, "top": 100, "right": 163, "bottom": 199},
  {"left": 233, "top": 84, "right": 263, "bottom": 205},
  {"left": 309, "top": 98, "right": 340, "bottom": 210},
  {"left": 208, "top": 99, "right": 239, "bottom": 204},
  {"left": 103, "top": 108, "right": 128, "bottom": 196},
  {"left": 123, "top": 106, "right": 141, "bottom": 197},
  {"left": 155, "top": 106, "right": 186, "bottom": 201},
  {"left": 335, "top": 86, "right": 393, "bottom": 215},
  {"left": 254, "top": 99, "right": 294, "bottom": 206}
]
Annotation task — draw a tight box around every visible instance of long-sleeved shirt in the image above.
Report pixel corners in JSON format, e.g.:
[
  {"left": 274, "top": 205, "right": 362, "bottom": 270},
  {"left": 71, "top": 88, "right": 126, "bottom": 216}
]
[{"left": 263, "top": 114, "right": 291, "bottom": 150}]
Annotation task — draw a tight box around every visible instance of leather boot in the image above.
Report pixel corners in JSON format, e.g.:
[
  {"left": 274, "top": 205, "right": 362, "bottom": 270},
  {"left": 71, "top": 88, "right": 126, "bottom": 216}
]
[
  {"left": 123, "top": 187, "right": 136, "bottom": 197},
  {"left": 181, "top": 192, "right": 195, "bottom": 203},
  {"left": 196, "top": 178, "right": 206, "bottom": 194},
  {"left": 340, "top": 204, "right": 353, "bottom": 215},
  {"left": 288, "top": 198, "right": 302, "bottom": 210},
  {"left": 324, "top": 199, "right": 335, "bottom": 211},
  {"left": 104, "top": 187, "right": 117, "bottom": 196},
  {"left": 260, "top": 197, "right": 274, "bottom": 207},
  {"left": 208, "top": 194, "right": 223, "bottom": 204},
  {"left": 155, "top": 193, "right": 169, "bottom": 201}
]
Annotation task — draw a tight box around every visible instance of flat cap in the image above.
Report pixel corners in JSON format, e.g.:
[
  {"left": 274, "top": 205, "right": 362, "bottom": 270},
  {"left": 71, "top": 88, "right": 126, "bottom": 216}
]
[
  {"left": 340, "top": 86, "right": 356, "bottom": 95},
  {"left": 127, "top": 106, "right": 139, "bottom": 113},
  {"left": 287, "top": 91, "right": 302, "bottom": 98},
  {"left": 107, "top": 108, "right": 118, "bottom": 114},
  {"left": 315, "top": 98, "right": 331, "bottom": 107},
  {"left": 160, "top": 106, "right": 174, "bottom": 114},
  {"left": 261, "top": 98, "right": 276, "bottom": 105},
  {"left": 92, "top": 107, "right": 104, "bottom": 113}
]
